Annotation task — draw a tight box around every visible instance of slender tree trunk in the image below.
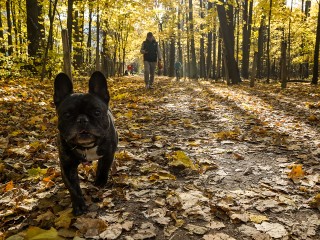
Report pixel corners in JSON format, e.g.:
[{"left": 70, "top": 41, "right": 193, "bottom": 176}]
[
  {"left": 281, "top": 40, "right": 287, "bottom": 88},
  {"left": 199, "top": 0, "right": 206, "bottom": 78},
  {"left": 242, "top": 0, "right": 253, "bottom": 79},
  {"left": 216, "top": 1, "right": 241, "bottom": 84},
  {"left": 312, "top": 3, "right": 320, "bottom": 85},
  {"left": 257, "top": 16, "right": 265, "bottom": 79},
  {"left": 41, "top": 0, "right": 58, "bottom": 81},
  {"left": 67, "top": 0, "right": 73, "bottom": 52},
  {"left": 217, "top": 30, "right": 222, "bottom": 79},
  {"left": 206, "top": 2, "right": 213, "bottom": 79},
  {"left": 212, "top": 21, "right": 217, "bottom": 80},
  {"left": 266, "top": 0, "right": 272, "bottom": 83},
  {"left": 177, "top": 2, "right": 183, "bottom": 76},
  {"left": 74, "top": 9, "right": 81, "bottom": 69},
  {"left": 169, "top": 36, "right": 175, "bottom": 77},
  {"left": 96, "top": 3, "right": 100, "bottom": 71},
  {"left": 87, "top": 2, "right": 93, "bottom": 65},
  {"left": 11, "top": 1, "right": 18, "bottom": 55},
  {"left": 6, "top": 0, "right": 13, "bottom": 56},
  {"left": 0, "top": 5, "right": 5, "bottom": 54},
  {"left": 189, "top": 0, "right": 198, "bottom": 79}
]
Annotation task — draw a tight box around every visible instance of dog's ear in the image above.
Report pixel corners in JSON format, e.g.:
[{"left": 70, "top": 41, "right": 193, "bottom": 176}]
[
  {"left": 89, "top": 71, "right": 110, "bottom": 105},
  {"left": 54, "top": 73, "right": 73, "bottom": 108}
]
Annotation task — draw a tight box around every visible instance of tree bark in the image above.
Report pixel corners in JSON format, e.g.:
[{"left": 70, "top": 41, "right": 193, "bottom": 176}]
[
  {"left": 216, "top": 2, "right": 241, "bottom": 84},
  {"left": 257, "top": 16, "right": 265, "bottom": 79},
  {"left": 189, "top": 0, "right": 198, "bottom": 79},
  {"left": 67, "top": 0, "right": 73, "bottom": 52},
  {"left": 6, "top": 0, "right": 13, "bottom": 56},
  {"left": 199, "top": 0, "right": 206, "bottom": 78},
  {"left": 206, "top": 1, "right": 213, "bottom": 79},
  {"left": 241, "top": 0, "right": 253, "bottom": 79},
  {"left": 169, "top": 36, "right": 175, "bottom": 77},
  {"left": 0, "top": 4, "right": 5, "bottom": 54},
  {"left": 312, "top": 3, "right": 320, "bottom": 85},
  {"left": 40, "top": 0, "right": 58, "bottom": 81},
  {"left": 266, "top": 0, "right": 272, "bottom": 83}
]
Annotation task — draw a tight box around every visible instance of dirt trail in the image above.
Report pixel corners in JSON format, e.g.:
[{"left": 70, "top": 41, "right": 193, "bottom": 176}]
[{"left": 0, "top": 76, "right": 319, "bottom": 239}]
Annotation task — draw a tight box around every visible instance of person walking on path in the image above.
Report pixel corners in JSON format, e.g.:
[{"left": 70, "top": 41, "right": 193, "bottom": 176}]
[
  {"left": 140, "top": 32, "right": 162, "bottom": 89},
  {"left": 174, "top": 61, "right": 182, "bottom": 81}
]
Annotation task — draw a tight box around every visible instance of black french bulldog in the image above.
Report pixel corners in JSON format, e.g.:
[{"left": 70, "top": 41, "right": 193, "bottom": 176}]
[{"left": 54, "top": 71, "right": 118, "bottom": 215}]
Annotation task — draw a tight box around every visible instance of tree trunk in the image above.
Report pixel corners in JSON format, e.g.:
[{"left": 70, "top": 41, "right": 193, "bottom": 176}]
[
  {"left": 74, "top": 9, "right": 81, "bottom": 69},
  {"left": 250, "top": 52, "right": 258, "bottom": 87},
  {"left": 96, "top": 4, "right": 100, "bottom": 71},
  {"left": 62, "top": 29, "right": 72, "bottom": 80},
  {"left": 216, "top": 2, "right": 241, "bottom": 84},
  {"left": 312, "top": 3, "right": 320, "bottom": 85},
  {"left": 199, "top": 0, "right": 206, "bottom": 78},
  {"left": 266, "top": 0, "right": 272, "bottom": 83},
  {"left": 206, "top": 2, "right": 213, "bottom": 79},
  {"left": 281, "top": 41, "right": 287, "bottom": 88},
  {"left": 87, "top": 2, "right": 93, "bottom": 65},
  {"left": 257, "top": 17, "right": 265, "bottom": 79},
  {"left": 217, "top": 30, "right": 222, "bottom": 79},
  {"left": 189, "top": 0, "right": 198, "bottom": 79},
  {"left": 169, "top": 36, "right": 175, "bottom": 77},
  {"left": 241, "top": 0, "right": 253, "bottom": 79},
  {"left": 6, "top": 0, "right": 13, "bottom": 56},
  {"left": 67, "top": 0, "right": 73, "bottom": 52},
  {"left": 0, "top": 5, "right": 5, "bottom": 54},
  {"left": 40, "top": 0, "right": 58, "bottom": 81}
]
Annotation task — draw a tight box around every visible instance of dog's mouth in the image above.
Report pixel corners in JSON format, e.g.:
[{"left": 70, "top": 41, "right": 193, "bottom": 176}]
[{"left": 75, "top": 130, "right": 97, "bottom": 146}]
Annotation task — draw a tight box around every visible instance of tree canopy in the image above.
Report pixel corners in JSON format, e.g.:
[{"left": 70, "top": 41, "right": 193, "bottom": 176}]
[{"left": 0, "top": 0, "right": 319, "bottom": 83}]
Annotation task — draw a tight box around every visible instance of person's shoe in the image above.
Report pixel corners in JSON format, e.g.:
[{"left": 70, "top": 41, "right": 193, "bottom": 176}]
[
  {"left": 146, "top": 84, "right": 150, "bottom": 89},
  {"left": 149, "top": 85, "right": 154, "bottom": 89}
]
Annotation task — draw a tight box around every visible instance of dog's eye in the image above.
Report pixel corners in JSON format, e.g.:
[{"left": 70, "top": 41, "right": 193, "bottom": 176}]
[
  {"left": 94, "top": 109, "right": 101, "bottom": 117},
  {"left": 63, "top": 112, "right": 71, "bottom": 119}
]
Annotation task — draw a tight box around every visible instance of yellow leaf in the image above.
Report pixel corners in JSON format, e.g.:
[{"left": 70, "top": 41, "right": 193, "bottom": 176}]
[
  {"left": 308, "top": 193, "right": 320, "bottom": 210},
  {"left": 149, "top": 172, "right": 176, "bottom": 181},
  {"left": 55, "top": 208, "right": 73, "bottom": 229},
  {"left": 26, "top": 226, "right": 62, "bottom": 240},
  {"left": 249, "top": 214, "right": 269, "bottom": 223},
  {"left": 308, "top": 115, "right": 318, "bottom": 122},
  {"left": 5, "top": 180, "right": 14, "bottom": 192},
  {"left": 29, "top": 141, "right": 42, "bottom": 150},
  {"left": 125, "top": 110, "right": 133, "bottom": 118},
  {"left": 27, "top": 167, "right": 48, "bottom": 180},
  {"left": 288, "top": 164, "right": 305, "bottom": 180},
  {"left": 11, "top": 130, "right": 22, "bottom": 137},
  {"left": 168, "top": 151, "right": 197, "bottom": 170},
  {"left": 28, "top": 116, "right": 43, "bottom": 125}
]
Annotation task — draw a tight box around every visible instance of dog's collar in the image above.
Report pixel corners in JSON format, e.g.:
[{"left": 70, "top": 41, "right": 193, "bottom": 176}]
[{"left": 71, "top": 143, "right": 98, "bottom": 161}]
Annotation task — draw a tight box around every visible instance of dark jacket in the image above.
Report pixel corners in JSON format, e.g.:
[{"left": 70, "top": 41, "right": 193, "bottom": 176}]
[{"left": 140, "top": 39, "right": 162, "bottom": 62}]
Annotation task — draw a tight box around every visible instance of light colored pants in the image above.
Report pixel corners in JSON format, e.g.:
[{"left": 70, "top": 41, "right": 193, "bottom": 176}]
[{"left": 144, "top": 61, "right": 157, "bottom": 86}]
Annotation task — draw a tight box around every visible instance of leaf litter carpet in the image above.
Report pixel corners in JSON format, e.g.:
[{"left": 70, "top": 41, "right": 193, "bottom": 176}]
[{"left": 0, "top": 75, "right": 320, "bottom": 239}]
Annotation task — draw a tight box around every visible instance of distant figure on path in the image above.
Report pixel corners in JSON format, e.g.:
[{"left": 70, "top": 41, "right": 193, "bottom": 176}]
[{"left": 140, "top": 32, "right": 162, "bottom": 89}]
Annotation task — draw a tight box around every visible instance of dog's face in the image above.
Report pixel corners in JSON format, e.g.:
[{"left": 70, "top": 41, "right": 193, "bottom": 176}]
[{"left": 54, "top": 72, "right": 110, "bottom": 148}]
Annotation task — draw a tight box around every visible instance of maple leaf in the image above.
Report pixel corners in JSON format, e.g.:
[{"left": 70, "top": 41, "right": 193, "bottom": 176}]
[
  {"left": 168, "top": 151, "right": 198, "bottom": 170},
  {"left": 287, "top": 164, "right": 305, "bottom": 181}
]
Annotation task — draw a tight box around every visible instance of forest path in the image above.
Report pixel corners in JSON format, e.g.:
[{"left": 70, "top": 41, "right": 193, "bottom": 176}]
[{"left": 0, "top": 75, "right": 320, "bottom": 239}]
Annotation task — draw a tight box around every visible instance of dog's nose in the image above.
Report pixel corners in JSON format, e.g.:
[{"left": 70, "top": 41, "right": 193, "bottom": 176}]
[{"left": 77, "top": 115, "right": 89, "bottom": 125}]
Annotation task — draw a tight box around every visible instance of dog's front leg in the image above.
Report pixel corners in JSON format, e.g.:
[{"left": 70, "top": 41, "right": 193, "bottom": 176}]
[
  {"left": 95, "top": 150, "right": 115, "bottom": 187},
  {"left": 60, "top": 162, "right": 87, "bottom": 215}
]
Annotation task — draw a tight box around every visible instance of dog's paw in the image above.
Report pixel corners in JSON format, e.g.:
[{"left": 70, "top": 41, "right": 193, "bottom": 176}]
[
  {"left": 94, "top": 177, "right": 111, "bottom": 188},
  {"left": 73, "top": 203, "right": 88, "bottom": 216}
]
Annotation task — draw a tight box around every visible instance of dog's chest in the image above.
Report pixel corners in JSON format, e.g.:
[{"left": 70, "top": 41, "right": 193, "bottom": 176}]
[{"left": 76, "top": 146, "right": 103, "bottom": 162}]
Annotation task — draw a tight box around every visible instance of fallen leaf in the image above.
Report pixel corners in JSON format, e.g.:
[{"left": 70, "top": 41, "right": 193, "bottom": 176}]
[
  {"left": 5, "top": 180, "right": 14, "bottom": 192},
  {"left": 25, "top": 226, "right": 62, "bottom": 240},
  {"left": 255, "top": 222, "right": 288, "bottom": 238},
  {"left": 287, "top": 164, "right": 305, "bottom": 181}
]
